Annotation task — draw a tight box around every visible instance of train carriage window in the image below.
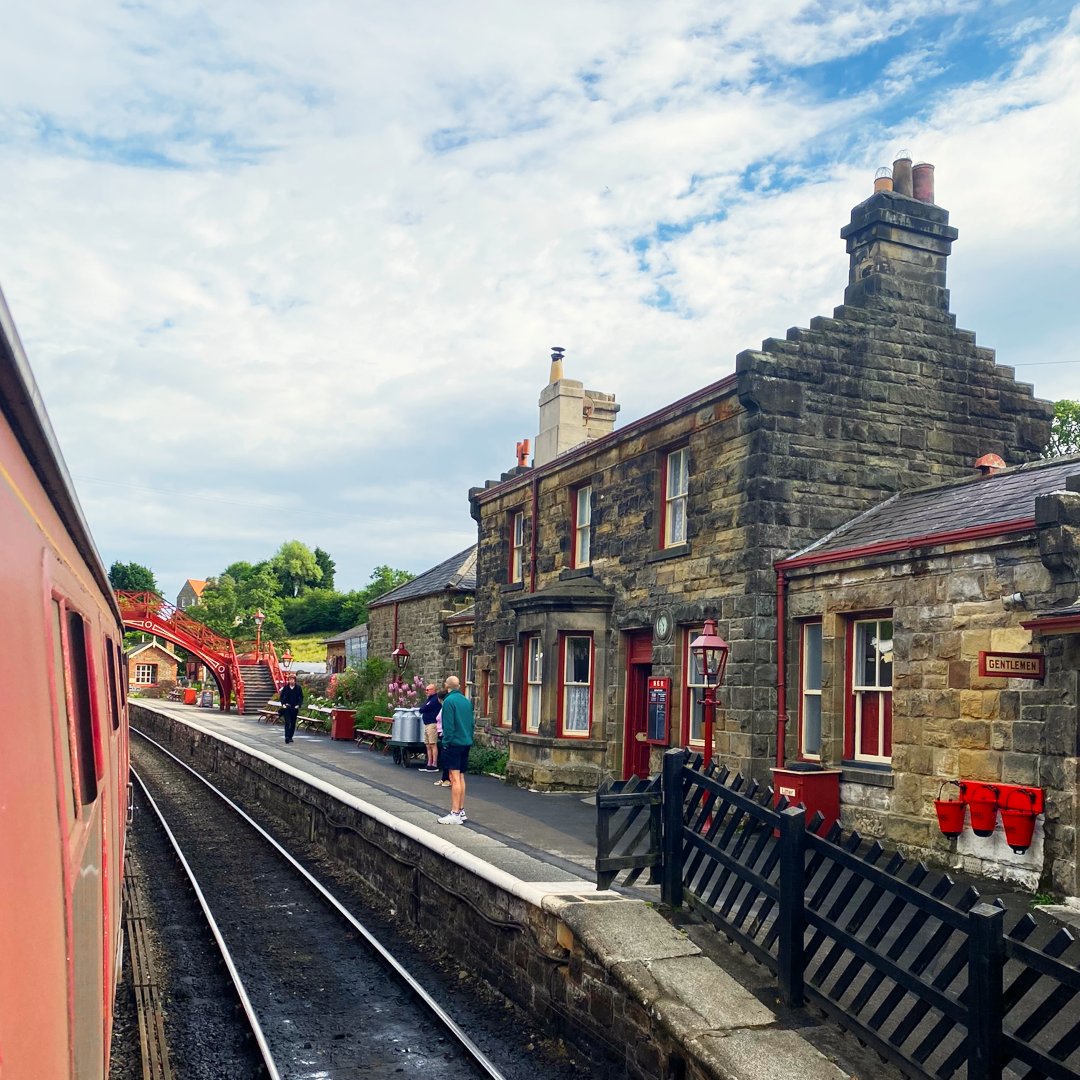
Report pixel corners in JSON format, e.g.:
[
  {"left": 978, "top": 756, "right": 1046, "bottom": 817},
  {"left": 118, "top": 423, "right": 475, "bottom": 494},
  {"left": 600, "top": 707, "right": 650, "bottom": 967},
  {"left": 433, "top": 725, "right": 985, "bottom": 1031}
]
[
  {"left": 104, "top": 636, "right": 121, "bottom": 730},
  {"left": 114, "top": 640, "right": 127, "bottom": 706},
  {"left": 66, "top": 611, "right": 99, "bottom": 804},
  {"left": 50, "top": 600, "right": 77, "bottom": 823}
]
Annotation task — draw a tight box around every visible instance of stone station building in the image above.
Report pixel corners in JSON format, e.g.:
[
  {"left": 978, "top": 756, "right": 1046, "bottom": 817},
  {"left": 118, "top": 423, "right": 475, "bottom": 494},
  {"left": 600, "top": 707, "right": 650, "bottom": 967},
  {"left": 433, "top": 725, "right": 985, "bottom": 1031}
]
[
  {"left": 367, "top": 546, "right": 477, "bottom": 692},
  {"left": 467, "top": 165, "right": 1054, "bottom": 803},
  {"left": 778, "top": 456, "right": 1080, "bottom": 895}
]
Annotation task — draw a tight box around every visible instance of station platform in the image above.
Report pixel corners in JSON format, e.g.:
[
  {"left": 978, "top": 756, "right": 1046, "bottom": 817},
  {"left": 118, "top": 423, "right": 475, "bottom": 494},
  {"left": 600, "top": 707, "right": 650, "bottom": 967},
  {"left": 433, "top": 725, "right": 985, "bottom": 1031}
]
[{"left": 135, "top": 699, "right": 605, "bottom": 891}]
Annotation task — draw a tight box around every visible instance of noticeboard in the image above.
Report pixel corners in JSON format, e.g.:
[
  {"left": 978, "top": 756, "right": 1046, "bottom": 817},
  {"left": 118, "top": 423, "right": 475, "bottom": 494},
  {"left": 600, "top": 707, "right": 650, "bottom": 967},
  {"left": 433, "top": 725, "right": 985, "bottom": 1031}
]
[{"left": 647, "top": 677, "right": 670, "bottom": 743}]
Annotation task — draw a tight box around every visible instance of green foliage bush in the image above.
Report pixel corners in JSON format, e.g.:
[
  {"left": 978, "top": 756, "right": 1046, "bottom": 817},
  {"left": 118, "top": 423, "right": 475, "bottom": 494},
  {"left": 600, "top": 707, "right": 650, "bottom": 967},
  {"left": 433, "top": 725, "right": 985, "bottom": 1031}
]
[
  {"left": 355, "top": 698, "right": 391, "bottom": 727},
  {"left": 330, "top": 657, "right": 394, "bottom": 707},
  {"left": 467, "top": 745, "right": 508, "bottom": 776}
]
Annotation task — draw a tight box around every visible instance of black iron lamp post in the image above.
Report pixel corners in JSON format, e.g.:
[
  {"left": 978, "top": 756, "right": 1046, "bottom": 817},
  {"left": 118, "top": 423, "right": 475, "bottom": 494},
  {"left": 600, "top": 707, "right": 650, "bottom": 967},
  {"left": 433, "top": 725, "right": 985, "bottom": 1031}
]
[
  {"left": 690, "top": 618, "right": 730, "bottom": 766},
  {"left": 391, "top": 641, "right": 410, "bottom": 673}
]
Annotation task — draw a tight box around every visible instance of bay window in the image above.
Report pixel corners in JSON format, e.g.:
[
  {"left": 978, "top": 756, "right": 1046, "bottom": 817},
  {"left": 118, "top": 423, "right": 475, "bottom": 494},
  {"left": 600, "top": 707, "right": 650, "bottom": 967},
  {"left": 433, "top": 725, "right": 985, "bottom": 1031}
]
[
  {"left": 524, "top": 635, "right": 542, "bottom": 733},
  {"left": 559, "top": 635, "right": 593, "bottom": 737},
  {"left": 498, "top": 643, "right": 515, "bottom": 728}
]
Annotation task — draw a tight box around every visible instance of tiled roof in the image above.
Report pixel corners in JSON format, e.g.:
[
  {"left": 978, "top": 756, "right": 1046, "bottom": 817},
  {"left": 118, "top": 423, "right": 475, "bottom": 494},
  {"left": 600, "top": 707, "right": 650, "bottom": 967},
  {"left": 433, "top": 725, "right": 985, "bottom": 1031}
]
[
  {"left": 369, "top": 546, "right": 477, "bottom": 607},
  {"left": 186, "top": 579, "right": 207, "bottom": 595},
  {"left": 787, "top": 455, "right": 1080, "bottom": 563}
]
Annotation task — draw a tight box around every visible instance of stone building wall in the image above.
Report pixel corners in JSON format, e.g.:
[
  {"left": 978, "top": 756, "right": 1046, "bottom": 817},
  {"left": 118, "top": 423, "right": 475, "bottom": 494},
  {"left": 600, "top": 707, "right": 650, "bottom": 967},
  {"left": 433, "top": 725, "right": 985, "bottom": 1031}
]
[
  {"left": 470, "top": 182, "right": 1052, "bottom": 790},
  {"left": 368, "top": 592, "right": 472, "bottom": 691},
  {"left": 783, "top": 536, "right": 1079, "bottom": 894}
]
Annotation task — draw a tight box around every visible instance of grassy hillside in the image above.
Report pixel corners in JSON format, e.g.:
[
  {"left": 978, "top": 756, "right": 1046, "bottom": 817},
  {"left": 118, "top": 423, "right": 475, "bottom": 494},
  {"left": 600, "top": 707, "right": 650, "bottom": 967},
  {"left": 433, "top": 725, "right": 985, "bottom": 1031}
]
[{"left": 280, "top": 632, "right": 332, "bottom": 662}]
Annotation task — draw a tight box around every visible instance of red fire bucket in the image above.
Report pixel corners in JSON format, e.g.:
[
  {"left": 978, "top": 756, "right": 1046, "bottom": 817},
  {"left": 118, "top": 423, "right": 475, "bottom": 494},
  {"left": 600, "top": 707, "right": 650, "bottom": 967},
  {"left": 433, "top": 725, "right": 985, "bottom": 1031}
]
[
  {"left": 934, "top": 799, "right": 966, "bottom": 838},
  {"left": 1000, "top": 810, "right": 1036, "bottom": 854},
  {"left": 968, "top": 797, "right": 998, "bottom": 837}
]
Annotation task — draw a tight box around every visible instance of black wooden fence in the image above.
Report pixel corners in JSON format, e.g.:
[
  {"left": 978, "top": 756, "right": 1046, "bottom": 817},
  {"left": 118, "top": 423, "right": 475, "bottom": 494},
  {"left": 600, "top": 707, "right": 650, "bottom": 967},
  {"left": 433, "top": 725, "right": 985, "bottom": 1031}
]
[{"left": 595, "top": 748, "right": 1080, "bottom": 1080}]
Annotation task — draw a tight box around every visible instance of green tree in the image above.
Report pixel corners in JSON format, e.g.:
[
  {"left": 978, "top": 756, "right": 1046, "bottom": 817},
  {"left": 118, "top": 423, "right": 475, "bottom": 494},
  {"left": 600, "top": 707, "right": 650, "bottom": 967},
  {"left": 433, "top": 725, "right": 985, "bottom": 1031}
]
[
  {"left": 270, "top": 540, "right": 323, "bottom": 597},
  {"left": 314, "top": 547, "right": 336, "bottom": 591},
  {"left": 364, "top": 565, "right": 413, "bottom": 602},
  {"left": 281, "top": 588, "right": 347, "bottom": 634},
  {"left": 108, "top": 560, "right": 158, "bottom": 593},
  {"left": 1044, "top": 400, "right": 1080, "bottom": 458}
]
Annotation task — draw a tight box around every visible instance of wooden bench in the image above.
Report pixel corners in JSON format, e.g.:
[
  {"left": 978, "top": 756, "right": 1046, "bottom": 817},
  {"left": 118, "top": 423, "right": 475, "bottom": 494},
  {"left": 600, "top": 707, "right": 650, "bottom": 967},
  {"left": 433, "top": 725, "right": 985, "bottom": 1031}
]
[
  {"left": 298, "top": 705, "right": 334, "bottom": 731},
  {"left": 355, "top": 715, "right": 393, "bottom": 751},
  {"left": 258, "top": 701, "right": 281, "bottom": 724}
]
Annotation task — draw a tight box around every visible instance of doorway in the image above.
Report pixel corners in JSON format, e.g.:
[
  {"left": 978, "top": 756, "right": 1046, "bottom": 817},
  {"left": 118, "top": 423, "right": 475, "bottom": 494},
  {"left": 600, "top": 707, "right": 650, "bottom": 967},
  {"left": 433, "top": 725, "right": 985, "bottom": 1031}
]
[{"left": 623, "top": 630, "right": 653, "bottom": 779}]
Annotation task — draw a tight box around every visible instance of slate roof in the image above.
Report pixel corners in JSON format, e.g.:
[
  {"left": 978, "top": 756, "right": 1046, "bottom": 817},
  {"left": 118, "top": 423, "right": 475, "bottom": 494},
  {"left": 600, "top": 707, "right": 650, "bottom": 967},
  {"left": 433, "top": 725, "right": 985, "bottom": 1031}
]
[
  {"left": 320, "top": 622, "right": 367, "bottom": 645},
  {"left": 787, "top": 455, "right": 1080, "bottom": 564},
  {"left": 369, "top": 545, "right": 477, "bottom": 607}
]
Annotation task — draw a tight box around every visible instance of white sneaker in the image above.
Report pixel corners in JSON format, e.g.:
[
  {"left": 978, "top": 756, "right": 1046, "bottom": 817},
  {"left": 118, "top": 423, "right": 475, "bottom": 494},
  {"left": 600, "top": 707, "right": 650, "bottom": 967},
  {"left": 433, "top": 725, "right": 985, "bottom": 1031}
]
[{"left": 437, "top": 811, "right": 464, "bottom": 825}]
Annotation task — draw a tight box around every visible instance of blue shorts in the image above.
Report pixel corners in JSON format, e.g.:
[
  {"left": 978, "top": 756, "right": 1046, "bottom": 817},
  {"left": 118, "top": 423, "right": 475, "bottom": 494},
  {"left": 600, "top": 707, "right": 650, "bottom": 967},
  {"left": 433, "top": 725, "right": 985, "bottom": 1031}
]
[{"left": 442, "top": 745, "right": 470, "bottom": 773}]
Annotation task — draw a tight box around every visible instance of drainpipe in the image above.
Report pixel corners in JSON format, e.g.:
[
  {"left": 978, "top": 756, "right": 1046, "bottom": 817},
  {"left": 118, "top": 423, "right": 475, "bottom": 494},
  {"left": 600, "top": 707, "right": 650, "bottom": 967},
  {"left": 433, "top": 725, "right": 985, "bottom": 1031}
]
[
  {"left": 529, "top": 475, "right": 539, "bottom": 593},
  {"left": 393, "top": 602, "right": 399, "bottom": 652},
  {"left": 775, "top": 568, "right": 788, "bottom": 768}
]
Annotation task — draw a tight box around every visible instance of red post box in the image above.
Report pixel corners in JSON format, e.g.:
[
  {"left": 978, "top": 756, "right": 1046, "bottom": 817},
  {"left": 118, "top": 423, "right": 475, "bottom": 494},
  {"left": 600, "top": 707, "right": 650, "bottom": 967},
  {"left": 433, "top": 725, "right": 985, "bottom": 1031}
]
[
  {"left": 771, "top": 765, "right": 841, "bottom": 836},
  {"left": 330, "top": 708, "right": 356, "bottom": 741}
]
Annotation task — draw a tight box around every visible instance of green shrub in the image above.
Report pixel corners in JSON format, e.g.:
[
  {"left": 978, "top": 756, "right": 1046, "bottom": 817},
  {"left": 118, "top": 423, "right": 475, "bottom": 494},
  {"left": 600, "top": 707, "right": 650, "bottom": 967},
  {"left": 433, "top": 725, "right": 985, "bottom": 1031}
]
[
  {"left": 468, "top": 745, "right": 508, "bottom": 776},
  {"left": 355, "top": 697, "right": 391, "bottom": 727}
]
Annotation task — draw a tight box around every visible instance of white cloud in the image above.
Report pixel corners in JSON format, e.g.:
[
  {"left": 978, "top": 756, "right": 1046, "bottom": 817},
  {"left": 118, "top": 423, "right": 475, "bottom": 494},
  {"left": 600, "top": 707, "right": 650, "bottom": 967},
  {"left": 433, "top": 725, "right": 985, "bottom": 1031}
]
[{"left": 1, "top": 0, "right": 1077, "bottom": 603}]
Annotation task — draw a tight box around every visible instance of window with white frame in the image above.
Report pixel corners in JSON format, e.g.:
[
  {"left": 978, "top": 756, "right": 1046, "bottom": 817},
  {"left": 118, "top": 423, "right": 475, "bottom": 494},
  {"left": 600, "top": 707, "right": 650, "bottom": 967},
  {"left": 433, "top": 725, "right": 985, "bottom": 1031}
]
[
  {"left": 561, "top": 636, "right": 592, "bottom": 736},
  {"left": 462, "top": 646, "right": 474, "bottom": 699},
  {"left": 510, "top": 510, "right": 525, "bottom": 583},
  {"left": 684, "top": 628, "right": 706, "bottom": 744},
  {"left": 573, "top": 486, "right": 592, "bottom": 568},
  {"left": 135, "top": 663, "right": 157, "bottom": 685},
  {"left": 848, "top": 617, "right": 893, "bottom": 764},
  {"left": 800, "top": 622, "right": 822, "bottom": 760},
  {"left": 663, "top": 448, "right": 688, "bottom": 548},
  {"left": 525, "top": 635, "right": 542, "bottom": 733},
  {"left": 499, "top": 643, "right": 515, "bottom": 728}
]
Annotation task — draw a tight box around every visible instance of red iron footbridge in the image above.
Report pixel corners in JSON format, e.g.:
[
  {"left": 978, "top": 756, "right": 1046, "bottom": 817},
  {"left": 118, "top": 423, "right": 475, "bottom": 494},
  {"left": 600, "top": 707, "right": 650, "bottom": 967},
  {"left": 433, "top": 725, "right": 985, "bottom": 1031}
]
[{"left": 115, "top": 591, "right": 287, "bottom": 714}]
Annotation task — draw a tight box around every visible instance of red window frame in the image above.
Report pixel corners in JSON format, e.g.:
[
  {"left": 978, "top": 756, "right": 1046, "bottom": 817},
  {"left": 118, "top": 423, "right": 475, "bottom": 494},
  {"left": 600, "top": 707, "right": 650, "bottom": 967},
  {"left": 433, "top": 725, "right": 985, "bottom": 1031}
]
[
  {"left": 660, "top": 447, "right": 688, "bottom": 549},
  {"left": 843, "top": 613, "right": 893, "bottom": 763},
  {"left": 523, "top": 634, "right": 542, "bottom": 734},
  {"left": 798, "top": 620, "right": 822, "bottom": 761},
  {"left": 508, "top": 510, "right": 525, "bottom": 583},
  {"left": 570, "top": 484, "right": 592, "bottom": 569},
  {"left": 497, "top": 643, "right": 515, "bottom": 728},
  {"left": 682, "top": 626, "right": 707, "bottom": 746},
  {"left": 556, "top": 633, "right": 593, "bottom": 738}
]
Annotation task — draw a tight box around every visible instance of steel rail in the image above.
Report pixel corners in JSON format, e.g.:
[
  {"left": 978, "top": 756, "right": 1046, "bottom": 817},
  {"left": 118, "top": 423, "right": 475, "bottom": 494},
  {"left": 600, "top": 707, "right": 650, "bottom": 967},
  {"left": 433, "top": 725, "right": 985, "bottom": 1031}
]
[
  {"left": 129, "top": 764, "right": 282, "bottom": 1080},
  {"left": 132, "top": 726, "right": 508, "bottom": 1080}
]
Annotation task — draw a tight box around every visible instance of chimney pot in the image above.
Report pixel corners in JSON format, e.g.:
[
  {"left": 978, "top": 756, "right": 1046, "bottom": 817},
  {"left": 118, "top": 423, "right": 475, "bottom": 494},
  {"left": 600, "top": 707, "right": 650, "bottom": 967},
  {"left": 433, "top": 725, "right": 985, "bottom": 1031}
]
[
  {"left": 912, "top": 162, "right": 935, "bottom": 203},
  {"left": 892, "top": 151, "right": 913, "bottom": 197},
  {"left": 874, "top": 166, "right": 893, "bottom": 193},
  {"left": 974, "top": 453, "right": 1006, "bottom": 476}
]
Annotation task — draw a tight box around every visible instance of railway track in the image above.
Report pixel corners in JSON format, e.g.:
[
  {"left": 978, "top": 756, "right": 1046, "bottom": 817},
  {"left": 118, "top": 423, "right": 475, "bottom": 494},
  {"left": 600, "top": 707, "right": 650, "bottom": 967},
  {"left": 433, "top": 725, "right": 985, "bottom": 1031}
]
[{"left": 130, "top": 727, "right": 508, "bottom": 1080}]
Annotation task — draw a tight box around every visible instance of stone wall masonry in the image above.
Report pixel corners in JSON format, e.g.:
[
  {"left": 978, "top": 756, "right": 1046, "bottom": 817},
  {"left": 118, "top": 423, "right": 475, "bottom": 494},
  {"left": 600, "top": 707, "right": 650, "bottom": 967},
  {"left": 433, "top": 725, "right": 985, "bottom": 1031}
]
[
  {"left": 368, "top": 592, "right": 470, "bottom": 690},
  {"left": 784, "top": 538, "right": 1078, "bottom": 894},
  {"left": 131, "top": 705, "right": 847, "bottom": 1080}
]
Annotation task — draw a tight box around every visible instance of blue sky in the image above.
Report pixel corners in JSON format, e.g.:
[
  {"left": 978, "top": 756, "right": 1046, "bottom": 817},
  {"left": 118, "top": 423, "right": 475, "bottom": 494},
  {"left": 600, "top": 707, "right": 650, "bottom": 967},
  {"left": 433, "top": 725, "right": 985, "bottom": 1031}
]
[{"left": 1, "top": 0, "right": 1078, "bottom": 602}]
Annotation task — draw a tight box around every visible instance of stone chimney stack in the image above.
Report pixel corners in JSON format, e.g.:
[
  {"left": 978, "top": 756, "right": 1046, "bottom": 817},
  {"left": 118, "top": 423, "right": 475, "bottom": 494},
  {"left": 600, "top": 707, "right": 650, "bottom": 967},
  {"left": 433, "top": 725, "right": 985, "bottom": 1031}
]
[
  {"left": 534, "top": 348, "right": 619, "bottom": 468},
  {"left": 840, "top": 154, "right": 957, "bottom": 311}
]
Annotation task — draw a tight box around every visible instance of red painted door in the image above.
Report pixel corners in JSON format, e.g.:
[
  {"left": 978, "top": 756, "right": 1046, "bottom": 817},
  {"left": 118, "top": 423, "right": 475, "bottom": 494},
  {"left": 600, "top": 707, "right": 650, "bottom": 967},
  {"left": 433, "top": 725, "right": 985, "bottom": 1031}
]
[{"left": 623, "top": 631, "right": 653, "bottom": 779}]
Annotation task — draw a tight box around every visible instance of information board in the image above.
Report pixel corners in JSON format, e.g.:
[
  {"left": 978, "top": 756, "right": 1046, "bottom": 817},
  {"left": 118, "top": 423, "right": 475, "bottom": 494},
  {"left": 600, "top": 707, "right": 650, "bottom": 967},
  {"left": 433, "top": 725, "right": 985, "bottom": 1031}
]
[{"left": 647, "top": 677, "right": 670, "bottom": 743}]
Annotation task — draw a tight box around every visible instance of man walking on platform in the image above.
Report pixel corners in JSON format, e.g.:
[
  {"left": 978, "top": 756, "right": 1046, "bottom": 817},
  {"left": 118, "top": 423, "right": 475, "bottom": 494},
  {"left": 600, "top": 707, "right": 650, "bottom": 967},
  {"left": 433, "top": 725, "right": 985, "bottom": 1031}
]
[
  {"left": 279, "top": 673, "right": 303, "bottom": 744},
  {"left": 437, "top": 675, "right": 473, "bottom": 825}
]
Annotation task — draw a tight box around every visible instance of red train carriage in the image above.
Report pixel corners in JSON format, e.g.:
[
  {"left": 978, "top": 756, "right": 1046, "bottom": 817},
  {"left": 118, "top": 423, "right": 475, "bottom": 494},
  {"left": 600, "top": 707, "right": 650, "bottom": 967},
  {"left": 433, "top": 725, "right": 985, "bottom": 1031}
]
[{"left": 0, "top": 286, "right": 129, "bottom": 1079}]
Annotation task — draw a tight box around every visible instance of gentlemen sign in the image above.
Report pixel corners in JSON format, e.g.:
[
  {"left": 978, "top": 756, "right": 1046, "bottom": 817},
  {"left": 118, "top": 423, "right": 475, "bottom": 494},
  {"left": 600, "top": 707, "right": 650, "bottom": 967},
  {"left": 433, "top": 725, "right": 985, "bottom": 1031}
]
[{"left": 978, "top": 651, "right": 1044, "bottom": 680}]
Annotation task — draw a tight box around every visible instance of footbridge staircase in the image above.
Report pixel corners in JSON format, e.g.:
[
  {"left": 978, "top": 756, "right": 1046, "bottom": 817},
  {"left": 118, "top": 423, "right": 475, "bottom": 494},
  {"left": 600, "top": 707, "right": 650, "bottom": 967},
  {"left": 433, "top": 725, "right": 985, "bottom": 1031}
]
[{"left": 116, "top": 591, "right": 286, "bottom": 715}]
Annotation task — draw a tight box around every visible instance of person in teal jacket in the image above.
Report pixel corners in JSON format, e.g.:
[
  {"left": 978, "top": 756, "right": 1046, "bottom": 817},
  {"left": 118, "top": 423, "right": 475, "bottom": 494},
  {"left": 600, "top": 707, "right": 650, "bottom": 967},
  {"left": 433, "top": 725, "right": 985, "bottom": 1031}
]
[{"left": 437, "top": 675, "right": 474, "bottom": 825}]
